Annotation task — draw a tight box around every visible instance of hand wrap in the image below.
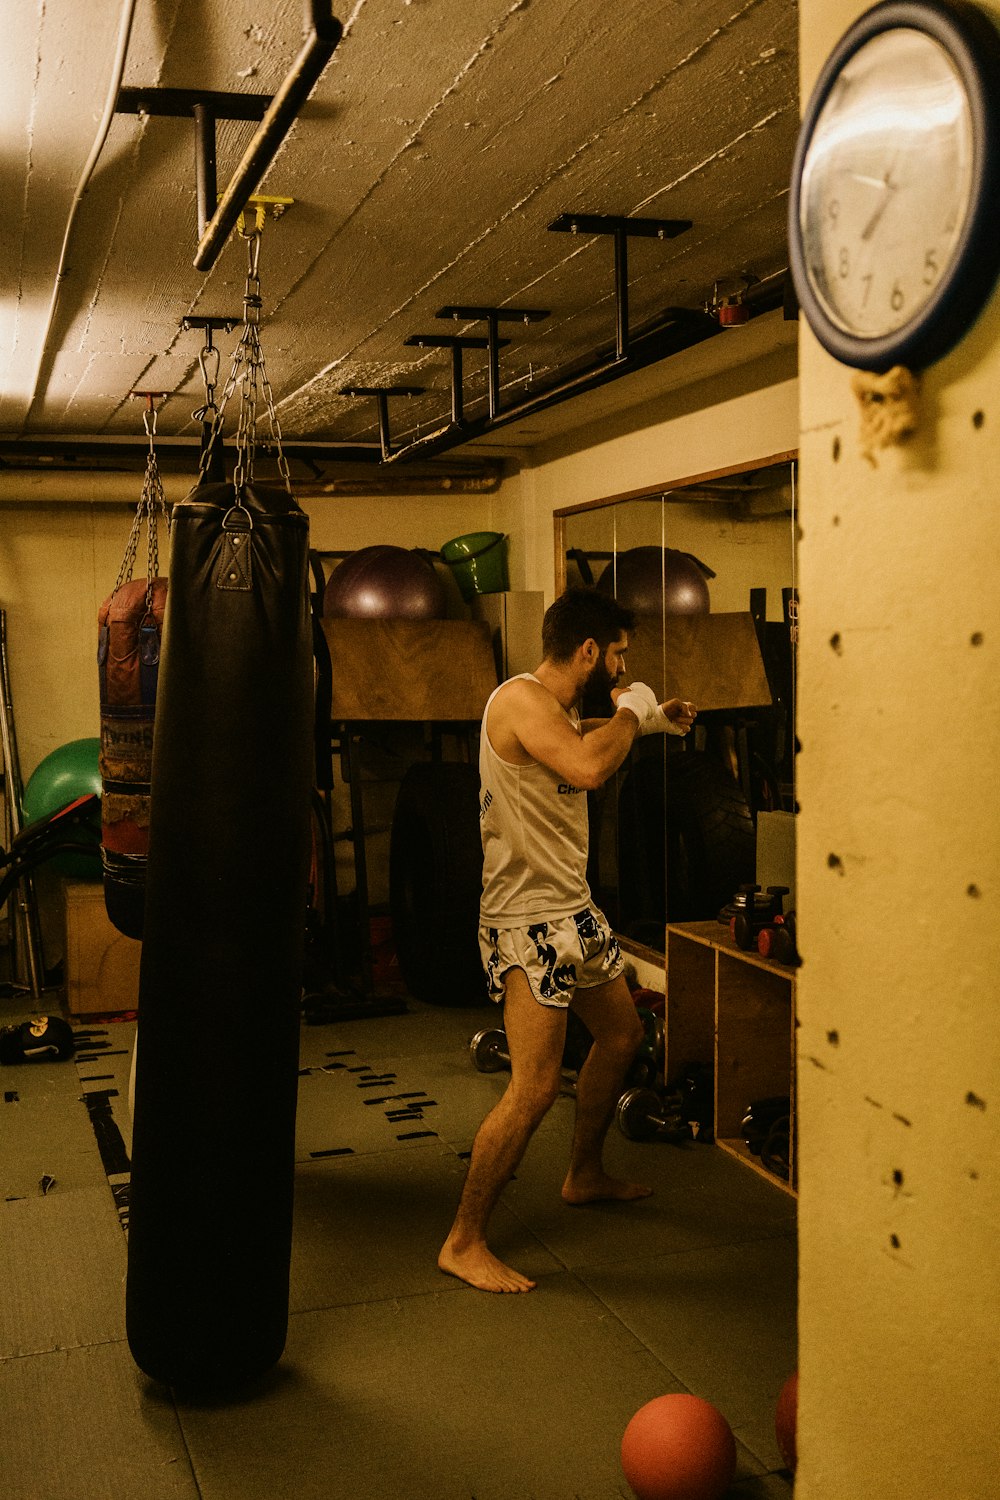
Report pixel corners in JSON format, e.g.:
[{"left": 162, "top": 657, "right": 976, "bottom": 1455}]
[{"left": 615, "top": 682, "right": 690, "bottom": 736}]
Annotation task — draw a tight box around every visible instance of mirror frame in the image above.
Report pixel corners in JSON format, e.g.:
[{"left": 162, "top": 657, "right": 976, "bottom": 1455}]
[
  {"left": 552, "top": 447, "right": 798, "bottom": 969},
  {"left": 552, "top": 448, "right": 798, "bottom": 592}
]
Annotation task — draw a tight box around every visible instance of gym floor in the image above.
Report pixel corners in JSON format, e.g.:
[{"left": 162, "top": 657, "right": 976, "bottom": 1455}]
[{"left": 0, "top": 989, "right": 797, "bottom": 1500}]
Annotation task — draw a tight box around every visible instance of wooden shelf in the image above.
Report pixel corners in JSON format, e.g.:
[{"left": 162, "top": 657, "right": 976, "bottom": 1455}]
[
  {"left": 663, "top": 919, "right": 797, "bottom": 1194},
  {"left": 716, "top": 1137, "right": 795, "bottom": 1198}
]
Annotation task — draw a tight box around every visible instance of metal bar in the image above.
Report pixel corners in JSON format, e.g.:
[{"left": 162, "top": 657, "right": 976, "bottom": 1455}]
[
  {"left": 404, "top": 335, "right": 496, "bottom": 350},
  {"left": 548, "top": 212, "right": 692, "bottom": 240},
  {"left": 375, "top": 392, "right": 392, "bottom": 461},
  {"left": 450, "top": 343, "right": 464, "bottom": 427},
  {"left": 116, "top": 86, "right": 272, "bottom": 121},
  {"left": 0, "top": 610, "right": 45, "bottom": 998},
  {"left": 193, "top": 102, "right": 217, "bottom": 244},
  {"left": 437, "top": 305, "right": 550, "bottom": 324},
  {"left": 614, "top": 226, "right": 629, "bottom": 360},
  {"left": 486, "top": 312, "right": 501, "bottom": 421},
  {"left": 193, "top": 3, "right": 343, "bottom": 273}
]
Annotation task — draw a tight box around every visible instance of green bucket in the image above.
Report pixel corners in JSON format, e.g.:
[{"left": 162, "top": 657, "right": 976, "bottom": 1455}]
[{"left": 439, "top": 531, "right": 509, "bottom": 602}]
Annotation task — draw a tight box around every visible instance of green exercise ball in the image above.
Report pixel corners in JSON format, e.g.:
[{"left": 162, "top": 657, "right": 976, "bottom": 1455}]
[{"left": 21, "top": 737, "right": 102, "bottom": 877}]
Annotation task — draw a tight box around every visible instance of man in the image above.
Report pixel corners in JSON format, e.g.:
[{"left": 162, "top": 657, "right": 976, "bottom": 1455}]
[{"left": 439, "top": 586, "right": 696, "bottom": 1293}]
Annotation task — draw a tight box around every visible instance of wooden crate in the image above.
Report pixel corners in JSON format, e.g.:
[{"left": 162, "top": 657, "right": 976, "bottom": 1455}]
[
  {"left": 664, "top": 920, "right": 797, "bottom": 1195},
  {"left": 63, "top": 880, "right": 141, "bottom": 1016}
]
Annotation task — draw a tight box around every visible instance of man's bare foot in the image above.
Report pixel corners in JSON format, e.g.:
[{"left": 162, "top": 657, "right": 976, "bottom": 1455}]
[
  {"left": 438, "top": 1237, "right": 537, "bottom": 1293},
  {"left": 561, "top": 1171, "right": 653, "bottom": 1206}
]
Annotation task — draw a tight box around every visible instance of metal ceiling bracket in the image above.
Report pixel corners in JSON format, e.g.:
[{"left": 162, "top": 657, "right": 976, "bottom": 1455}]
[
  {"left": 116, "top": 87, "right": 274, "bottom": 241},
  {"left": 436, "top": 306, "right": 550, "bottom": 421},
  {"left": 194, "top": 3, "right": 342, "bottom": 272},
  {"left": 404, "top": 333, "right": 511, "bottom": 428},
  {"left": 339, "top": 386, "right": 425, "bottom": 461},
  {"left": 116, "top": 4, "right": 342, "bottom": 273},
  {"left": 181, "top": 316, "right": 241, "bottom": 334},
  {"left": 548, "top": 212, "right": 693, "bottom": 359}
]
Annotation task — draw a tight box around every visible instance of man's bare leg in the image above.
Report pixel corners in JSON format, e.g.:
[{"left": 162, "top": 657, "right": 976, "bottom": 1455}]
[
  {"left": 561, "top": 974, "right": 652, "bottom": 1205},
  {"left": 439, "top": 968, "right": 566, "bottom": 1292}
]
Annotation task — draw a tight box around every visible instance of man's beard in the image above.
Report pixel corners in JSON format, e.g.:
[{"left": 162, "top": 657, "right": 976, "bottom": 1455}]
[
  {"left": 581, "top": 654, "right": 618, "bottom": 716},
  {"left": 586, "top": 655, "right": 617, "bottom": 698}
]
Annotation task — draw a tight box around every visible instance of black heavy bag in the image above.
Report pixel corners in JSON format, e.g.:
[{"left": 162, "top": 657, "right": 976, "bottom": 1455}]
[{"left": 126, "top": 480, "right": 313, "bottom": 1392}]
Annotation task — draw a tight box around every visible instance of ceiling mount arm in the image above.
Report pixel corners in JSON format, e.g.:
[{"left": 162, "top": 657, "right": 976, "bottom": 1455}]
[
  {"left": 436, "top": 306, "right": 549, "bottom": 420},
  {"left": 548, "top": 213, "right": 692, "bottom": 364},
  {"left": 194, "top": 3, "right": 343, "bottom": 272},
  {"left": 340, "top": 387, "right": 426, "bottom": 461}
]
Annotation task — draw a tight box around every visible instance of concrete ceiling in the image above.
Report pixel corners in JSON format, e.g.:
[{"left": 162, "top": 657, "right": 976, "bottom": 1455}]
[{"left": 1, "top": 0, "right": 800, "bottom": 473}]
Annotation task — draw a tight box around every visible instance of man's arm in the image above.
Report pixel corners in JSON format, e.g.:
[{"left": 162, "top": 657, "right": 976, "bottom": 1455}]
[
  {"left": 581, "top": 694, "right": 697, "bottom": 738},
  {"left": 492, "top": 678, "right": 641, "bottom": 791}
]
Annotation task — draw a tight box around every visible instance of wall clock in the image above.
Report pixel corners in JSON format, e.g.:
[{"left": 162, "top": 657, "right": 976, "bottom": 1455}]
[{"left": 788, "top": 0, "right": 1000, "bottom": 371}]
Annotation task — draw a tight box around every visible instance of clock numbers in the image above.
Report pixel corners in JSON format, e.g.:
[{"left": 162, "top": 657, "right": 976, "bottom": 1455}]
[{"left": 791, "top": 4, "right": 999, "bottom": 369}]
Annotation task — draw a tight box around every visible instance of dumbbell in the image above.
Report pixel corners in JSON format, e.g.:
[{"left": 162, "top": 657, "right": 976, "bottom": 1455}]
[
  {"left": 469, "top": 1027, "right": 588, "bottom": 1082},
  {"left": 469, "top": 1028, "right": 510, "bottom": 1072},
  {"left": 757, "top": 910, "right": 799, "bottom": 965},
  {"left": 616, "top": 1085, "right": 697, "bottom": 1144},
  {"left": 731, "top": 884, "right": 789, "bottom": 950},
  {"left": 471, "top": 1008, "right": 665, "bottom": 1082}
]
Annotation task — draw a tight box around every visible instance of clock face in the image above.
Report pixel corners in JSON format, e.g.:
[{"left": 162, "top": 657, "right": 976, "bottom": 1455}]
[{"left": 798, "top": 27, "right": 975, "bottom": 341}]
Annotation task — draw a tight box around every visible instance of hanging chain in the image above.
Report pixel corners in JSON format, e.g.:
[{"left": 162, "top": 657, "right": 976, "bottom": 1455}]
[
  {"left": 191, "top": 331, "right": 222, "bottom": 427},
  {"left": 198, "top": 226, "right": 292, "bottom": 497},
  {"left": 116, "top": 397, "right": 171, "bottom": 613}
]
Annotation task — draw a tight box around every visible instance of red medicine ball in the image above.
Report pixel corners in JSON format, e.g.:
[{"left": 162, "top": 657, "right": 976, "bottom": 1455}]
[
  {"left": 620, "top": 1393, "right": 737, "bottom": 1500},
  {"left": 323, "top": 545, "right": 447, "bottom": 620}
]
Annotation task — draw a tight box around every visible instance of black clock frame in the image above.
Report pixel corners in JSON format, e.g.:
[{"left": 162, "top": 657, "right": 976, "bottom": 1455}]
[{"left": 788, "top": 0, "right": 1000, "bottom": 372}]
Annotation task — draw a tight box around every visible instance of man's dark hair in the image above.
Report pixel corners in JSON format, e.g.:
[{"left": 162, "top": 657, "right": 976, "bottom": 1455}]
[{"left": 541, "top": 586, "right": 635, "bottom": 662}]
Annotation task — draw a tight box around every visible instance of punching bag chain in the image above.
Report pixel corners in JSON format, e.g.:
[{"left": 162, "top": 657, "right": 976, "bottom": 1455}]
[
  {"left": 200, "top": 228, "right": 293, "bottom": 499},
  {"left": 116, "top": 397, "right": 171, "bottom": 615},
  {"left": 191, "top": 335, "right": 221, "bottom": 427}
]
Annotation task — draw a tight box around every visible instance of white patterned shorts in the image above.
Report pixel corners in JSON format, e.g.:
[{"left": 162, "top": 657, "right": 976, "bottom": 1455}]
[{"left": 478, "top": 905, "right": 624, "bottom": 1008}]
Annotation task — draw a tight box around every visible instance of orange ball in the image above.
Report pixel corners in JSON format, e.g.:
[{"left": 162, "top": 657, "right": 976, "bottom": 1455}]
[
  {"left": 774, "top": 1371, "right": 798, "bottom": 1472},
  {"left": 621, "top": 1393, "right": 737, "bottom": 1500}
]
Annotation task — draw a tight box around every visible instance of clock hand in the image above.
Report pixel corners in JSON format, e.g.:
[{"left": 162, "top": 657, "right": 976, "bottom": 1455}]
[{"left": 860, "top": 165, "right": 900, "bottom": 241}]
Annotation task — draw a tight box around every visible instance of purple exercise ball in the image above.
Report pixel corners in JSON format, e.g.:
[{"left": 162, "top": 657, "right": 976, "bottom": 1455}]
[
  {"left": 323, "top": 545, "right": 447, "bottom": 620},
  {"left": 597, "top": 546, "right": 711, "bottom": 615}
]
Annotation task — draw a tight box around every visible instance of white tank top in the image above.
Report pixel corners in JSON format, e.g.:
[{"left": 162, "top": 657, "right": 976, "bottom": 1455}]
[{"left": 479, "top": 673, "right": 591, "bottom": 925}]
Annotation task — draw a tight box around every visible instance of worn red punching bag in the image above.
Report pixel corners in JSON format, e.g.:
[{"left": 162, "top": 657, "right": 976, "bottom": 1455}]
[{"left": 125, "top": 477, "right": 313, "bottom": 1391}]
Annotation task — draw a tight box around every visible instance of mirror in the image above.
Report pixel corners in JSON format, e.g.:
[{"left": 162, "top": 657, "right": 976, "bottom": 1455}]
[{"left": 556, "top": 454, "right": 798, "bottom": 954}]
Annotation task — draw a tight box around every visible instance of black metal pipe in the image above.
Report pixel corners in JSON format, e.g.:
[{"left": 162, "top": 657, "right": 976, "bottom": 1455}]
[
  {"left": 375, "top": 393, "right": 392, "bottom": 461},
  {"left": 486, "top": 312, "right": 501, "bottom": 420},
  {"left": 450, "top": 343, "right": 465, "bottom": 427},
  {"left": 193, "top": 2, "right": 343, "bottom": 272},
  {"left": 193, "top": 102, "right": 218, "bottom": 242},
  {"left": 614, "top": 227, "right": 629, "bottom": 360}
]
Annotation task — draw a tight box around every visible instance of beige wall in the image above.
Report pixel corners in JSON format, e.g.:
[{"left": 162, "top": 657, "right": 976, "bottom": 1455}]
[{"left": 795, "top": 2, "right": 1000, "bottom": 1495}]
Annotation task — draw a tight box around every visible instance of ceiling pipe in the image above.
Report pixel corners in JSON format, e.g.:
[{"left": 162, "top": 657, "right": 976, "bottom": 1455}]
[
  {"left": 21, "top": 0, "right": 140, "bottom": 434},
  {"left": 378, "top": 274, "right": 787, "bottom": 466},
  {"left": 193, "top": 1, "right": 342, "bottom": 273}
]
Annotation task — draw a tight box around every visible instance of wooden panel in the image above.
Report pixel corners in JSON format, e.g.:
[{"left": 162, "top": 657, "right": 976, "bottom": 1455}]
[
  {"left": 715, "top": 953, "right": 793, "bottom": 1140},
  {"left": 323, "top": 618, "right": 498, "bottom": 721},
  {"left": 626, "top": 611, "right": 772, "bottom": 711},
  {"left": 663, "top": 929, "right": 716, "bottom": 1083}
]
